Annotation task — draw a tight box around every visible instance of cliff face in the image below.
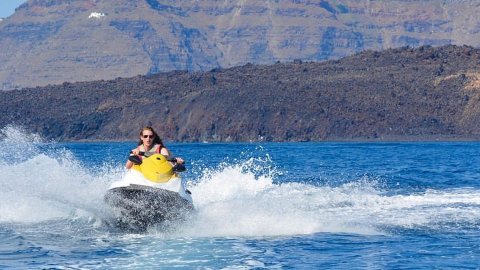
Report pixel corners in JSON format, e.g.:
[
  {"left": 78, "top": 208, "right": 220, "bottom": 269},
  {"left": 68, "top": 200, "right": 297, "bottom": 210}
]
[
  {"left": 1, "top": 0, "right": 480, "bottom": 89},
  {"left": 1, "top": 45, "right": 480, "bottom": 142}
]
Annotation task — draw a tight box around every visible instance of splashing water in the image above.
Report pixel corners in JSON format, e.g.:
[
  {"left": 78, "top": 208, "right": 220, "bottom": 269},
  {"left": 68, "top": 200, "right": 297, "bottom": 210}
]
[
  {"left": 182, "top": 160, "right": 480, "bottom": 237},
  {"left": 1, "top": 126, "right": 480, "bottom": 238},
  {"left": 0, "top": 126, "right": 116, "bottom": 224}
]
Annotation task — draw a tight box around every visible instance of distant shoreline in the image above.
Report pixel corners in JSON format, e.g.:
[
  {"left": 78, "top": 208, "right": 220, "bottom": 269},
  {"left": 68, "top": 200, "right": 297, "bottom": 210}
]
[{"left": 66, "top": 135, "right": 480, "bottom": 143}]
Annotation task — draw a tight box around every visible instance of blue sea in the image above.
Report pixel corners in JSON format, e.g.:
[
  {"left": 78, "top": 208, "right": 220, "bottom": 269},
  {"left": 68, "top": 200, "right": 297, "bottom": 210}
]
[{"left": 1, "top": 126, "right": 480, "bottom": 269}]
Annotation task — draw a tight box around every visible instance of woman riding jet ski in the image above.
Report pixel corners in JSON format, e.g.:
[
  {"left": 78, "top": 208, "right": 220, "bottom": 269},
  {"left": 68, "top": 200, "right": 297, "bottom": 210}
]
[{"left": 104, "top": 127, "right": 193, "bottom": 232}]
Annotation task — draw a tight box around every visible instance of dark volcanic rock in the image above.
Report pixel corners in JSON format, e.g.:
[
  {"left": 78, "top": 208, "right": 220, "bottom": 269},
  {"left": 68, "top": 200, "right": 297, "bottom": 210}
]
[{"left": 1, "top": 45, "right": 480, "bottom": 142}]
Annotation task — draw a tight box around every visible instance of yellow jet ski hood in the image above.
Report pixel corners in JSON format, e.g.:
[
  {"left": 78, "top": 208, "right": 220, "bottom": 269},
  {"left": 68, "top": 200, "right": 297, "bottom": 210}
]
[{"left": 131, "top": 154, "right": 175, "bottom": 183}]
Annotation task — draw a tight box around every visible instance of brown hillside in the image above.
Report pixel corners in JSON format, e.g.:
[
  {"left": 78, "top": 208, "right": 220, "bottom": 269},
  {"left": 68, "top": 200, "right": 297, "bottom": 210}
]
[{"left": 2, "top": 0, "right": 480, "bottom": 89}]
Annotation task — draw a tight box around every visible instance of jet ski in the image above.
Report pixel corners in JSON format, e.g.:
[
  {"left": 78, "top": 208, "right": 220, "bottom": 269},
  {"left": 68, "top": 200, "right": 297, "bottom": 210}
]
[{"left": 104, "top": 153, "right": 194, "bottom": 232}]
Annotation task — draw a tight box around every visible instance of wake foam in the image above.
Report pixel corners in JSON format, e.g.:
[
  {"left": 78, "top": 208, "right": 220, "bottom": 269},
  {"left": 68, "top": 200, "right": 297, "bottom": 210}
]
[
  {"left": 0, "top": 126, "right": 116, "bottom": 223},
  {"left": 1, "top": 126, "right": 480, "bottom": 236},
  {"left": 181, "top": 161, "right": 480, "bottom": 237}
]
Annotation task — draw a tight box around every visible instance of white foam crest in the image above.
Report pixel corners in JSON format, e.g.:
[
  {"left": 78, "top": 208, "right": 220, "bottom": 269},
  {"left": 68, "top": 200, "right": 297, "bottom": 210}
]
[
  {"left": 0, "top": 127, "right": 121, "bottom": 223},
  {"left": 181, "top": 162, "right": 480, "bottom": 237},
  {"left": 191, "top": 159, "right": 275, "bottom": 206},
  {"left": 0, "top": 125, "right": 43, "bottom": 164},
  {"left": 0, "top": 155, "right": 116, "bottom": 223},
  {"left": 372, "top": 189, "right": 480, "bottom": 229},
  {"left": 184, "top": 161, "right": 382, "bottom": 237}
]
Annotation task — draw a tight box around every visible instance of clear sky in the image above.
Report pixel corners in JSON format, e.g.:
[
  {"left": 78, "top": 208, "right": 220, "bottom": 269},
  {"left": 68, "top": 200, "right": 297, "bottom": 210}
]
[{"left": 0, "top": 0, "right": 27, "bottom": 18}]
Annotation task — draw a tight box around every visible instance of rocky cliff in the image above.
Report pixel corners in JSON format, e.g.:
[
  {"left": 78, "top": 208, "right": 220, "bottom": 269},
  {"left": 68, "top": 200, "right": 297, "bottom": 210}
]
[
  {"left": 1, "top": 45, "right": 480, "bottom": 142},
  {"left": 2, "top": 0, "right": 480, "bottom": 89}
]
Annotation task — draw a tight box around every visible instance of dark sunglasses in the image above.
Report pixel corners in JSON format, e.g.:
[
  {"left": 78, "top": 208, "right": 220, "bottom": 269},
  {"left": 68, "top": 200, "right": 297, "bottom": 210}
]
[{"left": 142, "top": 135, "right": 154, "bottom": 139}]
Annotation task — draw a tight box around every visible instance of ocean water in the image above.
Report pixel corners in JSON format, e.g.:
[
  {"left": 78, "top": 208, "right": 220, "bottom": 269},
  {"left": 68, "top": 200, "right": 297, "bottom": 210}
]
[{"left": 1, "top": 126, "right": 480, "bottom": 269}]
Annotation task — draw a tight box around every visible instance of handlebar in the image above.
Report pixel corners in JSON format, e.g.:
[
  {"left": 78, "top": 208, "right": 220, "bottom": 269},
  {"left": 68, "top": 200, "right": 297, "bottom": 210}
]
[{"left": 129, "top": 151, "right": 179, "bottom": 163}]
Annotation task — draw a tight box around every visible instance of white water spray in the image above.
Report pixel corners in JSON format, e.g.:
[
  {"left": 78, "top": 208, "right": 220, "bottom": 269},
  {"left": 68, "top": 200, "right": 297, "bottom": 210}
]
[
  {"left": 1, "top": 126, "right": 480, "bottom": 237},
  {"left": 0, "top": 126, "right": 117, "bottom": 223}
]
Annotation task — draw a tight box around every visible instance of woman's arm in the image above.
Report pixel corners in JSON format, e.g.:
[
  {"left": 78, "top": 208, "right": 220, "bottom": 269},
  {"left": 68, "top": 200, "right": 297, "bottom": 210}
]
[
  {"left": 125, "top": 159, "right": 134, "bottom": 169},
  {"left": 160, "top": 147, "right": 171, "bottom": 157},
  {"left": 125, "top": 147, "right": 140, "bottom": 169},
  {"left": 161, "top": 147, "right": 184, "bottom": 164}
]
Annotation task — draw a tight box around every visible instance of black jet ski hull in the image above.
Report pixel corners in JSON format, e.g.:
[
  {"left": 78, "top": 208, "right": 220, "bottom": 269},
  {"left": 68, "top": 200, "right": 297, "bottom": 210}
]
[{"left": 104, "top": 185, "right": 194, "bottom": 232}]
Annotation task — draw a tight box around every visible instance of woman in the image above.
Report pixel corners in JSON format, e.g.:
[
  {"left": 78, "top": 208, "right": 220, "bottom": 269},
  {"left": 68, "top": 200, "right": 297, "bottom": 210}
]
[{"left": 125, "top": 126, "right": 184, "bottom": 169}]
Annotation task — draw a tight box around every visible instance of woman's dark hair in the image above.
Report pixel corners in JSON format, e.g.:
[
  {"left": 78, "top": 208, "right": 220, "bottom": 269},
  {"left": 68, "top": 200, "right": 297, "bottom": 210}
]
[{"left": 137, "top": 126, "right": 164, "bottom": 147}]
